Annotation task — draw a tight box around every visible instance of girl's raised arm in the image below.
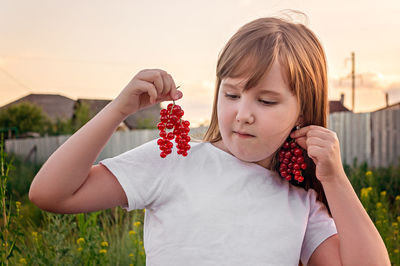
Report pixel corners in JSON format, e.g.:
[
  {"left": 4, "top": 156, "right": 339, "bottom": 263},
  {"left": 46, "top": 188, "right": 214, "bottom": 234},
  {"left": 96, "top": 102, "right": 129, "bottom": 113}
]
[{"left": 29, "top": 69, "right": 182, "bottom": 214}]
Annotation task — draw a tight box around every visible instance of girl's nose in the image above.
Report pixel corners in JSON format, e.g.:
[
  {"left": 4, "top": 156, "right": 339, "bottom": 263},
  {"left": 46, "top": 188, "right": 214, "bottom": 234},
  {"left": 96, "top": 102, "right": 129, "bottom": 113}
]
[{"left": 235, "top": 101, "right": 255, "bottom": 124}]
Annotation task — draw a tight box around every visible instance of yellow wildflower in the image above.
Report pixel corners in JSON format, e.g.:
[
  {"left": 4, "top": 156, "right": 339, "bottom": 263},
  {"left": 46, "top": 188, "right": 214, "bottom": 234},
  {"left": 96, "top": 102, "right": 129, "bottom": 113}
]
[
  {"left": 19, "top": 258, "right": 27, "bottom": 264},
  {"left": 140, "top": 251, "right": 145, "bottom": 256},
  {"left": 134, "top": 221, "right": 141, "bottom": 227},
  {"left": 99, "top": 249, "right": 107, "bottom": 254},
  {"left": 396, "top": 195, "right": 400, "bottom": 201},
  {"left": 77, "top": 237, "right": 85, "bottom": 245},
  {"left": 32, "top": 232, "right": 38, "bottom": 238},
  {"left": 130, "top": 264, "right": 134, "bottom": 266},
  {"left": 129, "top": 253, "right": 134, "bottom": 257},
  {"left": 143, "top": 208, "right": 146, "bottom": 213},
  {"left": 376, "top": 202, "right": 382, "bottom": 208},
  {"left": 139, "top": 241, "right": 143, "bottom": 245},
  {"left": 77, "top": 247, "right": 83, "bottom": 252},
  {"left": 129, "top": 230, "right": 136, "bottom": 235},
  {"left": 380, "top": 191, "right": 386, "bottom": 197},
  {"left": 15, "top": 201, "right": 21, "bottom": 209},
  {"left": 392, "top": 222, "right": 398, "bottom": 228},
  {"left": 101, "top": 241, "right": 109, "bottom": 247},
  {"left": 365, "top": 171, "right": 373, "bottom": 177},
  {"left": 397, "top": 216, "right": 400, "bottom": 223},
  {"left": 394, "top": 249, "right": 399, "bottom": 254},
  {"left": 361, "top": 188, "right": 369, "bottom": 198}
]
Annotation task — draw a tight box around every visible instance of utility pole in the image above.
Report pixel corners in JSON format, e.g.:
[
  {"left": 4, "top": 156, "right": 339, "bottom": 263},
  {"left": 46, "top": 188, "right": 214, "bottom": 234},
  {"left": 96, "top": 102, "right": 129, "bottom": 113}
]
[
  {"left": 351, "top": 52, "right": 355, "bottom": 112},
  {"left": 339, "top": 52, "right": 363, "bottom": 112}
]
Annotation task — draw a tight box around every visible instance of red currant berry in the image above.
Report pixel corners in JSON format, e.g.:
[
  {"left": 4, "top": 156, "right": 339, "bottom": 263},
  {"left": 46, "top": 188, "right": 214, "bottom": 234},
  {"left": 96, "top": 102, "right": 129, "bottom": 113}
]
[
  {"left": 159, "top": 130, "right": 167, "bottom": 138},
  {"left": 160, "top": 152, "right": 167, "bottom": 158},
  {"left": 294, "top": 148, "right": 302, "bottom": 156},
  {"left": 167, "top": 132, "right": 174, "bottom": 140},
  {"left": 160, "top": 115, "right": 168, "bottom": 123},
  {"left": 157, "top": 122, "right": 166, "bottom": 130},
  {"left": 283, "top": 142, "right": 290, "bottom": 149}
]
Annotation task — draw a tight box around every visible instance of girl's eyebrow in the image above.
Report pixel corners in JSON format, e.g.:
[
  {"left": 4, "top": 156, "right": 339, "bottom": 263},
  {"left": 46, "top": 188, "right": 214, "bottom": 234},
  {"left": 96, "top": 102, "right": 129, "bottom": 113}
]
[{"left": 222, "top": 83, "right": 282, "bottom": 96}]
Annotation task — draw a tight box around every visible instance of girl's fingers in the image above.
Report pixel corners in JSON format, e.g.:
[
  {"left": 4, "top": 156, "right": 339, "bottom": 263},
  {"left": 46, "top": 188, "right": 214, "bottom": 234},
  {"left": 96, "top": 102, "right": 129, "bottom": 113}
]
[
  {"left": 137, "top": 69, "right": 164, "bottom": 96},
  {"left": 169, "top": 75, "right": 182, "bottom": 100},
  {"left": 135, "top": 69, "right": 181, "bottom": 103},
  {"left": 147, "top": 82, "right": 158, "bottom": 104},
  {"left": 158, "top": 70, "right": 170, "bottom": 96}
]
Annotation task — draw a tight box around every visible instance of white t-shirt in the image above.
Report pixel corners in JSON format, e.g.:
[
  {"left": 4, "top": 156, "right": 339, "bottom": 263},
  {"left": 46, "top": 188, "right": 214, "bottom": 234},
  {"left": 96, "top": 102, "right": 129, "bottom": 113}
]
[{"left": 99, "top": 139, "right": 337, "bottom": 266}]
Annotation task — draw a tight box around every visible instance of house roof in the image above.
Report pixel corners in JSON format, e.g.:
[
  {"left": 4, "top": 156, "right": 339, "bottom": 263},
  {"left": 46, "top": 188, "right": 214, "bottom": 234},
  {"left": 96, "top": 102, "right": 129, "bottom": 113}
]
[
  {"left": 0, "top": 93, "right": 76, "bottom": 121},
  {"left": 329, "top": 100, "right": 351, "bottom": 113}
]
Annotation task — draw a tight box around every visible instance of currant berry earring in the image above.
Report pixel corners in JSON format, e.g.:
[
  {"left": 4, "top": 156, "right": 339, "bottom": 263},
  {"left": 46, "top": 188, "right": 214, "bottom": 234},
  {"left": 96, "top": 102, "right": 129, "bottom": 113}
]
[
  {"left": 157, "top": 88, "right": 191, "bottom": 158},
  {"left": 278, "top": 125, "right": 307, "bottom": 183}
]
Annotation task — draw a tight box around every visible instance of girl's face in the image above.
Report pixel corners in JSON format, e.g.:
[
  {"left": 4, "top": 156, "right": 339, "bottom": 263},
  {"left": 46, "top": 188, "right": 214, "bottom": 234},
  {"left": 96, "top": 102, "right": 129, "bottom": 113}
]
[{"left": 214, "top": 60, "right": 302, "bottom": 169}]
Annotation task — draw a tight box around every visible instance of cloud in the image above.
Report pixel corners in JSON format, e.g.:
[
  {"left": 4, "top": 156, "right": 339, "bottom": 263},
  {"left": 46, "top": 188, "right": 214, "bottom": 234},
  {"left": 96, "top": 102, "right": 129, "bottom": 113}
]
[{"left": 330, "top": 71, "right": 400, "bottom": 92}]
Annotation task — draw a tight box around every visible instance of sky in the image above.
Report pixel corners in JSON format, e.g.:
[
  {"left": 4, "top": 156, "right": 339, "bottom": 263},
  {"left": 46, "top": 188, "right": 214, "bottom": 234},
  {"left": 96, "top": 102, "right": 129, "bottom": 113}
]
[{"left": 1, "top": 0, "right": 399, "bottom": 126}]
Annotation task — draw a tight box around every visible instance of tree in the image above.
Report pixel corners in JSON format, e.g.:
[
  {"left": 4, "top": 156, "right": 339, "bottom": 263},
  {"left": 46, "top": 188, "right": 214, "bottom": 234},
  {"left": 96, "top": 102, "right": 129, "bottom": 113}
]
[
  {"left": 71, "top": 101, "right": 91, "bottom": 132},
  {"left": 135, "top": 114, "right": 158, "bottom": 129},
  {"left": 0, "top": 102, "right": 52, "bottom": 139}
]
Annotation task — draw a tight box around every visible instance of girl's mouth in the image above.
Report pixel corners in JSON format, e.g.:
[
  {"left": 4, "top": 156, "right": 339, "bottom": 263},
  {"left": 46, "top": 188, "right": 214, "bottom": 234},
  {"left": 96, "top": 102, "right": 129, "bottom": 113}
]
[{"left": 234, "top": 131, "right": 255, "bottom": 138}]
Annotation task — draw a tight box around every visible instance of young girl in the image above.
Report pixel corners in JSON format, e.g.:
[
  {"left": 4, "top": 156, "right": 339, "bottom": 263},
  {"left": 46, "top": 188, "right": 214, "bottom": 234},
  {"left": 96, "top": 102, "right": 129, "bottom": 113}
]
[{"left": 29, "top": 16, "right": 390, "bottom": 265}]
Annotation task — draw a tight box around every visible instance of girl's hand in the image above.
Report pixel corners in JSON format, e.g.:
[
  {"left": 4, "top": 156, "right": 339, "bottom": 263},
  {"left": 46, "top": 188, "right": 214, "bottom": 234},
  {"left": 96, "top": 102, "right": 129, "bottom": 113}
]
[
  {"left": 290, "top": 125, "right": 346, "bottom": 184},
  {"left": 112, "top": 69, "right": 183, "bottom": 117}
]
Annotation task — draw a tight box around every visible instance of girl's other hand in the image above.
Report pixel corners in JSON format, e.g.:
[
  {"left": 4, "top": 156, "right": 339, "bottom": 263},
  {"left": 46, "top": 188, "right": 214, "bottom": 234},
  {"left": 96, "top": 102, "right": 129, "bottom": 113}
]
[
  {"left": 112, "top": 69, "right": 183, "bottom": 117},
  {"left": 290, "top": 125, "right": 346, "bottom": 184}
]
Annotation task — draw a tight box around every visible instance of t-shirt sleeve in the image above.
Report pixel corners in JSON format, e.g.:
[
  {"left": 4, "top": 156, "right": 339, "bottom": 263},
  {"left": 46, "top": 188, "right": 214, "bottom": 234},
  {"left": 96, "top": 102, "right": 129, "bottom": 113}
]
[
  {"left": 300, "top": 188, "right": 338, "bottom": 265},
  {"left": 98, "top": 139, "right": 171, "bottom": 212}
]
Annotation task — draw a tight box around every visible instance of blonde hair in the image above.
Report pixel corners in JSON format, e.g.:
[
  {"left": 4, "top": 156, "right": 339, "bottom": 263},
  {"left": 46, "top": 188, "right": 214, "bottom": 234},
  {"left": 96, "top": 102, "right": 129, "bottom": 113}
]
[{"left": 202, "top": 14, "right": 331, "bottom": 217}]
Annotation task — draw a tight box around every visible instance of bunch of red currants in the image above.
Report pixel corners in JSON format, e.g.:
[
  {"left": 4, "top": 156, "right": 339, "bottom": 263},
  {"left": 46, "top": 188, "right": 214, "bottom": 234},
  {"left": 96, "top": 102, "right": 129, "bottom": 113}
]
[
  {"left": 278, "top": 139, "right": 307, "bottom": 183},
  {"left": 157, "top": 102, "right": 191, "bottom": 158}
]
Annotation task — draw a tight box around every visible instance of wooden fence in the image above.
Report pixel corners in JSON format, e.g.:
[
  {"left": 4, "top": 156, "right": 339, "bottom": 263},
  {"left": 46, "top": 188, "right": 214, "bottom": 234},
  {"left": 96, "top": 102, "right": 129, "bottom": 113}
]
[{"left": 4, "top": 109, "right": 400, "bottom": 168}]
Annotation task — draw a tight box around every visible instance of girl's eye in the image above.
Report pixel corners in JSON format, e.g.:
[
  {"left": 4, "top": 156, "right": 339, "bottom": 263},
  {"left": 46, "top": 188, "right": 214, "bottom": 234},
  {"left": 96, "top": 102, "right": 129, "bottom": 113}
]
[
  {"left": 259, "top": 100, "right": 277, "bottom": 105},
  {"left": 225, "top": 93, "right": 239, "bottom": 99},
  {"left": 225, "top": 93, "right": 277, "bottom": 105}
]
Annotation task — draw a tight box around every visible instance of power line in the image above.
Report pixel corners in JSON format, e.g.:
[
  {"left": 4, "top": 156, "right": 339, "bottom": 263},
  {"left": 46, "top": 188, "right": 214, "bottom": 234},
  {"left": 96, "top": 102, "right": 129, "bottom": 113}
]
[{"left": 0, "top": 66, "right": 31, "bottom": 93}]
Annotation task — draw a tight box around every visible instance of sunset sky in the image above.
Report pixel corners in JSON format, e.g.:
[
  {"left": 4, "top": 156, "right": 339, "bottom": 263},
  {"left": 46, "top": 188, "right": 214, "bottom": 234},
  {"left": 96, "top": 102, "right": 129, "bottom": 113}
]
[{"left": 1, "top": 0, "right": 399, "bottom": 126}]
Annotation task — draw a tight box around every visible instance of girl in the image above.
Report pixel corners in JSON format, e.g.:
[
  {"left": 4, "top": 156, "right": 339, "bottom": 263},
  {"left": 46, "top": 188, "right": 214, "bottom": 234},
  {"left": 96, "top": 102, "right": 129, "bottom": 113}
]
[{"left": 29, "top": 16, "right": 390, "bottom": 265}]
